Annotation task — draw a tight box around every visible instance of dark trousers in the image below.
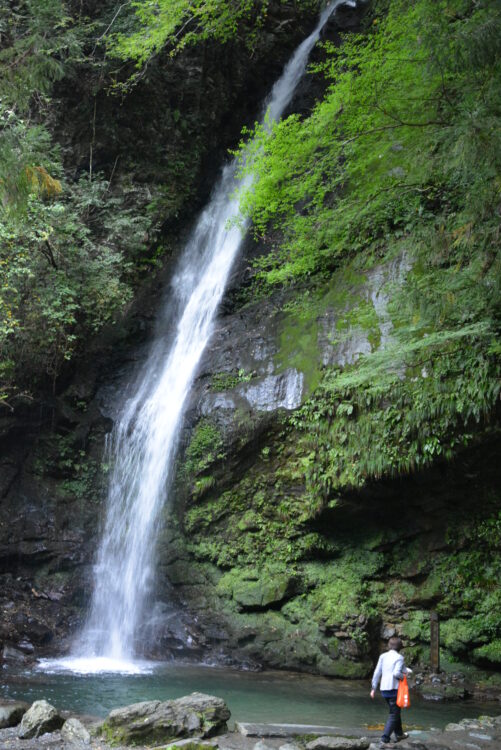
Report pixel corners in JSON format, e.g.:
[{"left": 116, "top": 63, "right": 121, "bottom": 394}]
[{"left": 381, "top": 689, "right": 403, "bottom": 742}]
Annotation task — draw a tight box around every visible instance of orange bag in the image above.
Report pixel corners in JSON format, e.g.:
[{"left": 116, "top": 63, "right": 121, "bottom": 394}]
[{"left": 397, "top": 676, "right": 410, "bottom": 708}]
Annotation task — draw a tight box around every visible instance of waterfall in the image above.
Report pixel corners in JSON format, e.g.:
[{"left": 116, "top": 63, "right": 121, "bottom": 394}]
[{"left": 54, "top": 0, "right": 351, "bottom": 674}]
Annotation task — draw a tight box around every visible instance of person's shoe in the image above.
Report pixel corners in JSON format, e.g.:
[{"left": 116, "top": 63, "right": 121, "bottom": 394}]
[
  {"left": 377, "top": 742, "right": 396, "bottom": 749},
  {"left": 394, "top": 733, "right": 409, "bottom": 742}
]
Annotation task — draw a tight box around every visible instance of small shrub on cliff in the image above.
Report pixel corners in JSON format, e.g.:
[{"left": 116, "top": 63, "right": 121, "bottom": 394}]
[{"left": 182, "top": 419, "right": 225, "bottom": 480}]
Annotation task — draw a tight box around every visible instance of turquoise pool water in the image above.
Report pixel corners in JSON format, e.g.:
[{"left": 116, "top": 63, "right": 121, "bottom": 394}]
[{"left": 1, "top": 661, "right": 498, "bottom": 730}]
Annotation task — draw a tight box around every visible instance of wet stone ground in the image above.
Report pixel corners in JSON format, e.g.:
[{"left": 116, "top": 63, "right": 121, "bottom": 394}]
[{"left": 1, "top": 715, "right": 501, "bottom": 750}]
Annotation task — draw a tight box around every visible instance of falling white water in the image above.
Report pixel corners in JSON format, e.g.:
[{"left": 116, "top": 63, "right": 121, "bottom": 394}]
[{"left": 52, "top": 0, "right": 351, "bottom": 674}]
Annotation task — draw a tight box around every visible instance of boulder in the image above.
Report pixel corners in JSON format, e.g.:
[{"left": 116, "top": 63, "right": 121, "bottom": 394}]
[
  {"left": 101, "top": 692, "right": 230, "bottom": 745},
  {"left": 232, "top": 574, "right": 298, "bottom": 610},
  {"left": 61, "top": 717, "right": 91, "bottom": 745},
  {"left": 254, "top": 742, "right": 275, "bottom": 750},
  {"left": 0, "top": 700, "right": 29, "bottom": 729},
  {"left": 306, "top": 738, "right": 370, "bottom": 750},
  {"left": 420, "top": 682, "right": 467, "bottom": 701},
  {"left": 2, "top": 645, "right": 27, "bottom": 663},
  {"left": 18, "top": 699, "right": 64, "bottom": 738},
  {"left": 18, "top": 639, "right": 35, "bottom": 654}
]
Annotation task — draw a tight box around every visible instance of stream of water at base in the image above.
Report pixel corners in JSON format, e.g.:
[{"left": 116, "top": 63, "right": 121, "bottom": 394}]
[{"left": 2, "top": 663, "right": 499, "bottom": 730}]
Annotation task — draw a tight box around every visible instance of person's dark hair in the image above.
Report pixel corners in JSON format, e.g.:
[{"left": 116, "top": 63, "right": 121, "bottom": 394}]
[{"left": 388, "top": 636, "right": 403, "bottom": 651}]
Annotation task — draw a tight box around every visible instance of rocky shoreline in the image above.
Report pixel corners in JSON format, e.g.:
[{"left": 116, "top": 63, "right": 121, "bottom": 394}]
[{"left": 1, "top": 693, "right": 500, "bottom": 750}]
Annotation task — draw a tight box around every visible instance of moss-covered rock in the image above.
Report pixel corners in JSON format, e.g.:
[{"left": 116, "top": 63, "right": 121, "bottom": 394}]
[
  {"left": 473, "top": 641, "right": 501, "bottom": 666},
  {"left": 100, "top": 693, "right": 230, "bottom": 746},
  {"left": 217, "top": 567, "right": 300, "bottom": 610}
]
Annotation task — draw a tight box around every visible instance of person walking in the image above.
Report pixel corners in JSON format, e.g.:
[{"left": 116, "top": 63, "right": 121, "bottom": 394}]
[{"left": 370, "top": 636, "right": 412, "bottom": 748}]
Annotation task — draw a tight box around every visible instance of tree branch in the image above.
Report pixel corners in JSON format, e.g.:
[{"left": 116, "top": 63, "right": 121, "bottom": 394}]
[
  {"left": 341, "top": 118, "right": 448, "bottom": 148},
  {"left": 42, "top": 239, "right": 58, "bottom": 269}
]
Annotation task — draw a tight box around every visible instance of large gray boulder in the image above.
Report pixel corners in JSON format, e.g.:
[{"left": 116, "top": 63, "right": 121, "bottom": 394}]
[
  {"left": 0, "top": 700, "right": 29, "bottom": 728},
  {"left": 17, "top": 699, "right": 64, "bottom": 738},
  {"left": 61, "top": 717, "right": 91, "bottom": 745},
  {"left": 101, "top": 691, "right": 230, "bottom": 746}
]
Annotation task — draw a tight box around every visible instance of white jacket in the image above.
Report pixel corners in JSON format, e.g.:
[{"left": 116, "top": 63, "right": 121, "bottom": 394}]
[{"left": 371, "top": 649, "right": 410, "bottom": 691}]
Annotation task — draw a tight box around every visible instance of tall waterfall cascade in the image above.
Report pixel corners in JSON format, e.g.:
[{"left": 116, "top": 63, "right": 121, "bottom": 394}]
[{"left": 44, "top": 0, "right": 354, "bottom": 674}]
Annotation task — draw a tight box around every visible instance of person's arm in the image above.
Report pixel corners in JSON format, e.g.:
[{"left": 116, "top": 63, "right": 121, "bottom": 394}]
[
  {"left": 370, "top": 654, "right": 383, "bottom": 696},
  {"left": 393, "top": 654, "right": 410, "bottom": 680}
]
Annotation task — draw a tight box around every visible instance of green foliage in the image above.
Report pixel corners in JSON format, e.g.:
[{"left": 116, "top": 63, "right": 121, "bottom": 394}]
[
  {"left": 0, "top": 1, "right": 165, "bottom": 404},
  {"left": 441, "top": 618, "right": 485, "bottom": 653},
  {"left": 111, "top": 0, "right": 317, "bottom": 67},
  {"left": 425, "top": 516, "right": 501, "bottom": 666},
  {"left": 182, "top": 0, "right": 501, "bottom": 648},
  {"left": 476, "top": 511, "right": 501, "bottom": 548},
  {"left": 32, "top": 431, "right": 103, "bottom": 503},
  {"left": 304, "top": 552, "right": 383, "bottom": 625},
  {"left": 210, "top": 368, "right": 254, "bottom": 391},
  {"left": 473, "top": 640, "right": 501, "bottom": 665},
  {"left": 399, "top": 610, "right": 429, "bottom": 642},
  {"left": 237, "top": 0, "right": 501, "bottom": 283},
  {"left": 0, "top": 106, "right": 58, "bottom": 216},
  {"left": 182, "top": 418, "right": 225, "bottom": 479},
  {"left": 290, "top": 328, "right": 499, "bottom": 500},
  {"left": 231, "top": 0, "right": 501, "bottom": 502},
  {"left": 0, "top": 0, "right": 85, "bottom": 110},
  {"left": 0, "top": 135, "right": 155, "bottom": 400}
]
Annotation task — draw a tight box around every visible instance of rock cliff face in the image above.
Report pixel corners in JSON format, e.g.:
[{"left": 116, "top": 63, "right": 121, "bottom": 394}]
[
  {"left": 1, "top": 0, "right": 500, "bottom": 701},
  {"left": 158, "top": 249, "right": 501, "bottom": 694}
]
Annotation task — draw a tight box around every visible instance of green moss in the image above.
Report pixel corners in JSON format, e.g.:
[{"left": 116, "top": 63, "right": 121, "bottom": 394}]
[
  {"left": 177, "top": 338, "right": 499, "bottom": 678},
  {"left": 473, "top": 640, "right": 501, "bottom": 665},
  {"left": 441, "top": 618, "right": 482, "bottom": 654},
  {"left": 217, "top": 563, "right": 298, "bottom": 609},
  {"left": 399, "top": 610, "right": 428, "bottom": 642},
  {"left": 403, "top": 644, "right": 428, "bottom": 664},
  {"left": 217, "top": 567, "right": 258, "bottom": 598},
  {"left": 276, "top": 312, "right": 322, "bottom": 394},
  {"left": 193, "top": 475, "right": 216, "bottom": 498},
  {"left": 99, "top": 723, "right": 128, "bottom": 747},
  {"left": 274, "top": 257, "right": 387, "bottom": 395},
  {"left": 211, "top": 369, "right": 254, "bottom": 391},
  {"left": 183, "top": 419, "right": 225, "bottom": 478},
  {"left": 304, "top": 551, "right": 384, "bottom": 626},
  {"left": 185, "top": 496, "right": 230, "bottom": 533},
  {"left": 412, "top": 570, "right": 444, "bottom": 605},
  {"left": 389, "top": 538, "right": 431, "bottom": 579},
  {"left": 316, "top": 654, "right": 370, "bottom": 679},
  {"left": 237, "top": 511, "right": 262, "bottom": 532}
]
